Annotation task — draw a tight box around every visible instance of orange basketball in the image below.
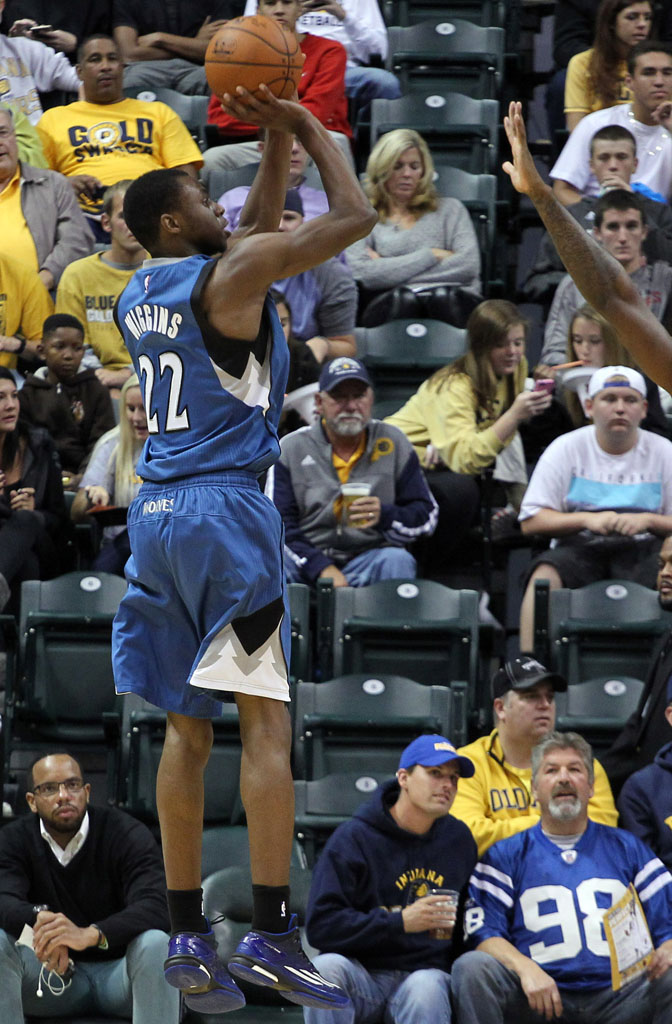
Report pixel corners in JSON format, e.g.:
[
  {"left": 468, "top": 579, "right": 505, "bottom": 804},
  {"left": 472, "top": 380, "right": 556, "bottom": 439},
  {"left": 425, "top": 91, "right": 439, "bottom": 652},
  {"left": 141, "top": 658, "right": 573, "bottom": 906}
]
[{"left": 205, "top": 15, "right": 304, "bottom": 101}]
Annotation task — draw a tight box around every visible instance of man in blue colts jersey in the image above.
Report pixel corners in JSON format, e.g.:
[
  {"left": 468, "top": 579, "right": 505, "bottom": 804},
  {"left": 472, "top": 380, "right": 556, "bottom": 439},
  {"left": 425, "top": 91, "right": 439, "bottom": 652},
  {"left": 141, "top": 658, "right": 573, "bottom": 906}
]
[
  {"left": 451, "top": 731, "right": 672, "bottom": 1023},
  {"left": 110, "top": 84, "right": 376, "bottom": 1015}
]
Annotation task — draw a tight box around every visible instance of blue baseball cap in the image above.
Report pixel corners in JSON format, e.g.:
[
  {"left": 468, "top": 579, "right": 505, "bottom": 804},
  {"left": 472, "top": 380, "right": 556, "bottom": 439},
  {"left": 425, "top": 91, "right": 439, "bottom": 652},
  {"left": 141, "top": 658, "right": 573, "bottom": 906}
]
[
  {"left": 399, "top": 734, "right": 475, "bottom": 777},
  {"left": 318, "top": 357, "right": 372, "bottom": 394}
]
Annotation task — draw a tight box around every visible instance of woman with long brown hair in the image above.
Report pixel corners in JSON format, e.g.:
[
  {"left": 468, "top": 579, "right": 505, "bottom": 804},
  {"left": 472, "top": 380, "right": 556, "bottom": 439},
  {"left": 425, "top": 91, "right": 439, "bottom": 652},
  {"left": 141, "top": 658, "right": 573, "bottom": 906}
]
[
  {"left": 565, "top": 0, "right": 653, "bottom": 131},
  {"left": 385, "top": 300, "right": 551, "bottom": 565}
]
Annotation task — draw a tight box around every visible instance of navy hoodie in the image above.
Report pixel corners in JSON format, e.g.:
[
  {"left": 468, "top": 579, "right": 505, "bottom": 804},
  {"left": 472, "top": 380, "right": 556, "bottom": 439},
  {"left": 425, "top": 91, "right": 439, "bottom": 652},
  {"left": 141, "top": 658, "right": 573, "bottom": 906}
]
[
  {"left": 617, "top": 740, "right": 672, "bottom": 870},
  {"left": 305, "top": 778, "right": 477, "bottom": 971}
]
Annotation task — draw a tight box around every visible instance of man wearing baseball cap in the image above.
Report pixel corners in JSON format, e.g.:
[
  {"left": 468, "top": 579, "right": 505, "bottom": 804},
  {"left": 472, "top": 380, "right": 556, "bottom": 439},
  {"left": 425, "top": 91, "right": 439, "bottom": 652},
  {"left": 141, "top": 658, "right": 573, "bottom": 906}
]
[
  {"left": 451, "top": 657, "right": 617, "bottom": 857},
  {"left": 266, "top": 356, "right": 437, "bottom": 587},
  {"left": 303, "top": 734, "right": 477, "bottom": 1024},
  {"left": 517, "top": 365, "right": 672, "bottom": 651}
]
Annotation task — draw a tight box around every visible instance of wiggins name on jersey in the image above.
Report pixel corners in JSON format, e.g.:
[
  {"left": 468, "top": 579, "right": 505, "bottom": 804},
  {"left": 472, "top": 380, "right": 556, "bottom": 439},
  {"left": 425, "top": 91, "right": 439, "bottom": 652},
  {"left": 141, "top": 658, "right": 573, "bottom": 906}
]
[{"left": 114, "top": 253, "right": 289, "bottom": 483}]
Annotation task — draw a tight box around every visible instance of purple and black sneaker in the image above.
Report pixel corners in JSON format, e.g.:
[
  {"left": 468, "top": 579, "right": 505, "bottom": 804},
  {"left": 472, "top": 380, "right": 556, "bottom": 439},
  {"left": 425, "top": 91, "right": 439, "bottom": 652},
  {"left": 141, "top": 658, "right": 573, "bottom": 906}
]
[
  {"left": 228, "top": 914, "right": 350, "bottom": 1009},
  {"left": 164, "top": 922, "right": 246, "bottom": 1013}
]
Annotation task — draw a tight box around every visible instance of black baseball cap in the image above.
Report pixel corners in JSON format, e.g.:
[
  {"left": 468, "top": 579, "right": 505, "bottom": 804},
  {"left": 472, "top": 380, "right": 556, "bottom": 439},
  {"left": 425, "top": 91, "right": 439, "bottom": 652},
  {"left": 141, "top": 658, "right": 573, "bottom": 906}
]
[{"left": 491, "top": 656, "right": 567, "bottom": 700}]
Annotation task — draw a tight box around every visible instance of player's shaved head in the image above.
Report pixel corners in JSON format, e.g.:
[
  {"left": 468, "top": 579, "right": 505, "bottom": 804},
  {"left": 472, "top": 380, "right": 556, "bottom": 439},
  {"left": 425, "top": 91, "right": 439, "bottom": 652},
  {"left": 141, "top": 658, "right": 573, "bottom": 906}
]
[{"left": 123, "top": 169, "right": 192, "bottom": 251}]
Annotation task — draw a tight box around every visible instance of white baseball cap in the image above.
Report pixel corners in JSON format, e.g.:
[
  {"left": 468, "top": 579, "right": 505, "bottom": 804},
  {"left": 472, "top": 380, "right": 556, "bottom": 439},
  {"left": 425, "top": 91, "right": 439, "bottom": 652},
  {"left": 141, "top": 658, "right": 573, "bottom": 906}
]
[{"left": 587, "top": 365, "right": 646, "bottom": 399}]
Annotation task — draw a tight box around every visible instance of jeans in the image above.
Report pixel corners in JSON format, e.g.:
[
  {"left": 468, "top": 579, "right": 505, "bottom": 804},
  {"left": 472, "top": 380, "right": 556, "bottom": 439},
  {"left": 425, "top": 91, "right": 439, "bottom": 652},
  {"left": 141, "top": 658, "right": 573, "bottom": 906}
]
[
  {"left": 303, "top": 953, "right": 452, "bottom": 1024},
  {"left": 200, "top": 128, "right": 355, "bottom": 189},
  {"left": 345, "top": 66, "right": 402, "bottom": 105},
  {"left": 286, "top": 545, "right": 417, "bottom": 587},
  {"left": 451, "top": 950, "right": 672, "bottom": 1024},
  {"left": 0, "top": 928, "right": 179, "bottom": 1023},
  {"left": 122, "top": 58, "right": 208, "bottom": 95}
]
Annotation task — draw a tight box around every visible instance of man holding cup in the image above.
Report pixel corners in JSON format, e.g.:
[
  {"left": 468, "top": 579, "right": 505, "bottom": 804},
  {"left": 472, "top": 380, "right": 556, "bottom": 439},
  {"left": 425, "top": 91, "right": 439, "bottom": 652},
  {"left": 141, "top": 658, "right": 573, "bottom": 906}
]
[
  {"left": 301, "top": 734, "right": 477, "bottom": 1024},
  {"left": 266, "top": 356, "right": 437, "bottom": 587}
]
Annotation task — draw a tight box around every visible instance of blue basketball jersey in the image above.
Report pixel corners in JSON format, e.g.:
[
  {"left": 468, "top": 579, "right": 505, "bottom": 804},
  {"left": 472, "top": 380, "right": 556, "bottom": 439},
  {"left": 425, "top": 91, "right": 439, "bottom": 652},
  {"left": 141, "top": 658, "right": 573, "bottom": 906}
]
[
  {"left": 464, "top": 821, "right": 672, "bottom": 990},
  {"left": 114, "top": 253, "right": 289, "bottom": 482}
]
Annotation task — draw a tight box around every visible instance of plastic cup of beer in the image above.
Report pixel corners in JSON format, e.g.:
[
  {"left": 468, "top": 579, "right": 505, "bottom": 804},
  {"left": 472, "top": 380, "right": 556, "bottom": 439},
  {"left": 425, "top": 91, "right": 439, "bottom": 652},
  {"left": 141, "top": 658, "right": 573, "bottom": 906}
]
[
  {"left": 341, "top": 481, "right": 371, "bottom": 527},
  {"left": 429, "top": 888, "right": 459, "bottom": 940}
]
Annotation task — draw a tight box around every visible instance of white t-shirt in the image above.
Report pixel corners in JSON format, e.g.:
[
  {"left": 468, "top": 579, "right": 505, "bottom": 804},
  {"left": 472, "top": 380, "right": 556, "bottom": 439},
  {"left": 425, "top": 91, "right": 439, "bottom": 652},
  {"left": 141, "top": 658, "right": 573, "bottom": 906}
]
[
  {"left": 0, "top": 37, "right": 79, "bottom": 125},
  {"left": 519, "top": 425, "right": 672, "bottom": 531},
  {"left": 550, "top": 104, "right": 672, "bottom": 199}
]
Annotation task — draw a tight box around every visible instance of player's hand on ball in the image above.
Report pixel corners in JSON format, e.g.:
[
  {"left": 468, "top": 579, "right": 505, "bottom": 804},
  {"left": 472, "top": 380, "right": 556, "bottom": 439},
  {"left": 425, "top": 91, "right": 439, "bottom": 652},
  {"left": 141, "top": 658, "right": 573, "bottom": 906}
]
[{"left": 220, "top": 84, "right": 304, "bottom": 133}]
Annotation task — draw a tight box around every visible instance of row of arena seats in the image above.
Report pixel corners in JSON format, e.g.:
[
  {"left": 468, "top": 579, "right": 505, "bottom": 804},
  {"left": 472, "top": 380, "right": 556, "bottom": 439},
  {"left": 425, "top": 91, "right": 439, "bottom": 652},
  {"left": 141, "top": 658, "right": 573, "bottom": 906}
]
[{"left": 2, "top": 571, "right": 668, "bottom": 858}]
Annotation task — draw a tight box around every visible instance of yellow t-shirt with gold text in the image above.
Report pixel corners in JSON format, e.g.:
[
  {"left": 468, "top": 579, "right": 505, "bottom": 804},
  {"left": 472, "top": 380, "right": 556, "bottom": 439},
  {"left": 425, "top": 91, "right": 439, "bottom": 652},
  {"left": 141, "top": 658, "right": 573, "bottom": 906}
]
[
  {"left": 37, "top": 98, "right": 203, "bottom": 216},
  {"left": 56, "top": 252, "right": 136, "bottom": 371}
]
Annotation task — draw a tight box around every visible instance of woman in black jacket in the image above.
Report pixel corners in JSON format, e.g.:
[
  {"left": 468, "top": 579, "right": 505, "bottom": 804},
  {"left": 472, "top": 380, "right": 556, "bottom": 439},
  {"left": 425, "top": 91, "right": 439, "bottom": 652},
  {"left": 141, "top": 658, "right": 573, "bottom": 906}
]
[{"left": 0, "top": 366, "right": 67, "bottom": 611}]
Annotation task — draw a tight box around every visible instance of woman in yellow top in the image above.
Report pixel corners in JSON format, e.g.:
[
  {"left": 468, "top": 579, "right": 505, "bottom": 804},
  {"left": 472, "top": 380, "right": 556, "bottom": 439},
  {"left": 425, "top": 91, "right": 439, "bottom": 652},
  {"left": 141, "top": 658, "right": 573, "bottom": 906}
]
[
  {"left": 565, "top": 0, "right": 653, "bottom": 131},
  {"left": 385, "top": 299, "right": 551, "bottom": 567}
]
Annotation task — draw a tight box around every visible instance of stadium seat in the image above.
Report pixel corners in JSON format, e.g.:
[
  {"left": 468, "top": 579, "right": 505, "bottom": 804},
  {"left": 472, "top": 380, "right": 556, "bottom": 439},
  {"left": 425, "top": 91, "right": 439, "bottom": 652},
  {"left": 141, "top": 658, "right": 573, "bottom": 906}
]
[
  {"left": 206, "top": 160, "right": 325, "bottom": 203},
  {"left": 383, "top": 0, "right": 506, "bottom": 28},
  {"left": 355, "top": 317, "right": 467, "bottom": 408},
  {"left": 5, "top": 572, "right": 127, "bottom": 788},
  {"left": 288, "top": 582, "right": 312, "bottom": 685},
  {"left": 294, "top": 771, "right": 389, "bottom": 865},
  {"left": 124, "top": 85, "right": 209, "bottom": 150},
  {"left": 317, "top": 579, "right": 480, "bottom": 718},
  {"left": 122, "top": 706, "right": 244, "bottom": 840},
  {"left": 370, "top": 91, "right": 499, "bottom": 173},
  {"left": 293, "top": 673, "right": 466, "bottom": 779},
  {"left": 554, "top": 674, "right": 645, "bottom": 756},
  {"left": 534, "top": 578, "right": 672, "bottom": 682},
  {"left": 387, "top": 19, "right": 505, "bottom": 99}
]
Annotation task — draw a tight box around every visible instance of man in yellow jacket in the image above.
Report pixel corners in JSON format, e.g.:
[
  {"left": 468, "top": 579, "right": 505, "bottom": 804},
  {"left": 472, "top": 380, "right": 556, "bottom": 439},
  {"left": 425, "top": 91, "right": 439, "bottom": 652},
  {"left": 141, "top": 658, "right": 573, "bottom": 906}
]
[{"left": 451, "top": 656, "right": 617, "bottom": 857}]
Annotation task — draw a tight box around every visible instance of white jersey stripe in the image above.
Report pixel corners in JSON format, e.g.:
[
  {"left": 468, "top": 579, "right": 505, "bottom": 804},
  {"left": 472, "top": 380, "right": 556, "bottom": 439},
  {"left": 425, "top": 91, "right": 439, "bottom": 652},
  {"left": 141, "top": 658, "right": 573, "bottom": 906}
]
[{"left": 471, "top": 875, "right": 514, "bottom": 908}]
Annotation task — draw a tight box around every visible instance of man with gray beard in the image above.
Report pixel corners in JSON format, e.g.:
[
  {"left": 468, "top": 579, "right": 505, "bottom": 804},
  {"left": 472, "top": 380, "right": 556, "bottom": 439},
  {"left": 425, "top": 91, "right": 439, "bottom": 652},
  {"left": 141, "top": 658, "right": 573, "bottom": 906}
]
[
  {"left": 452, "top": 731, "right": 672, "bottom": 1024},
  {"left": 265, "top": 356, "right": 437, "bottom": 587}
]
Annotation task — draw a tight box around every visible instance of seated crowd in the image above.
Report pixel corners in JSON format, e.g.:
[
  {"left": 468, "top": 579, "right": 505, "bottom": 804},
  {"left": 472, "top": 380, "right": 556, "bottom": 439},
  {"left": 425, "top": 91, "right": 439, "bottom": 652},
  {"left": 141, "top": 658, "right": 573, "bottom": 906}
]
[{"left": 3, "top": 3, "right": 672, "bottom": 1020}]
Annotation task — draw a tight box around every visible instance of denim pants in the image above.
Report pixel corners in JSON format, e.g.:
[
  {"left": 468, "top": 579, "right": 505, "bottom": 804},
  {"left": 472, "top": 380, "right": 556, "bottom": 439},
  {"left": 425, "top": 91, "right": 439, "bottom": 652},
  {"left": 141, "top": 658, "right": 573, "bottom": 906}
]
[
  {"left": 0, "top": 927, "right": 179, "bottom": 1023},
  {"left": 286, "top": 545, "right": 417, "bottom": 587},
  {"left": 303, "top": 952, "right": 452, "bottom": 1024},
  {"left": 451, "top": 950, "right": 672, "bottom": 1024}
]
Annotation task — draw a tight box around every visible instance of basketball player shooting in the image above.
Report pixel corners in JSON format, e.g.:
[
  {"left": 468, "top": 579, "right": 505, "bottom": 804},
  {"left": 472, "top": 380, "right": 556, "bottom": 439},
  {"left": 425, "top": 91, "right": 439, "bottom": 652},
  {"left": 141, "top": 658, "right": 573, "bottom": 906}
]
[
  {"left": 111, "top": 86, "right": 376, "bottom": 1014},
  {"left": 503, "top": 100, "right": 672, "bottom": 393}
]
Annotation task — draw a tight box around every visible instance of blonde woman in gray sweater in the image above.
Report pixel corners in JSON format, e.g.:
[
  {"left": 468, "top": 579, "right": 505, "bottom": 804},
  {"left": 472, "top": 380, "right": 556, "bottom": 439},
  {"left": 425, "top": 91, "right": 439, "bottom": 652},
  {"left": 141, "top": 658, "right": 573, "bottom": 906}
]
[{"left": 347, "top": 129, "right": 482, "bottom": 326}]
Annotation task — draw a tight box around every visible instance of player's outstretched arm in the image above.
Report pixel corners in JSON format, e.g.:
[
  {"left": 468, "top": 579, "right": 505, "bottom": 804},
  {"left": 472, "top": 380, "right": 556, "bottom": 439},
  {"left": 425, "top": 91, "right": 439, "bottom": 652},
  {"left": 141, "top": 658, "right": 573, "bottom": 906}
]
[
  {"left": 503, "top": 101, "right": 672, "bottom": 393},
  {"left": 227, "top": 87, "right": 294, "bottom": 239}
]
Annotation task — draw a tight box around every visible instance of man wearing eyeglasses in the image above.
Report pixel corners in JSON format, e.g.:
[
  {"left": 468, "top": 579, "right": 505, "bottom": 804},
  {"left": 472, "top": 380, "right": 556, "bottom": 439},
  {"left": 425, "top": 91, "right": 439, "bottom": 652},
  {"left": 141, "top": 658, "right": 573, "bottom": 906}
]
[{"left": 0, "top": 752, "right": 179, "bottom": 1022}]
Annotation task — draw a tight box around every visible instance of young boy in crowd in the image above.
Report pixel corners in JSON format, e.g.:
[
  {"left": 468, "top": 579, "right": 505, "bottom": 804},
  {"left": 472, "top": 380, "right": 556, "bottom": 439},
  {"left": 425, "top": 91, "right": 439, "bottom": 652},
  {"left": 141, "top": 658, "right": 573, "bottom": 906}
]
[{"left": 19, "top": 314, "right": 116, "bottom": 489}]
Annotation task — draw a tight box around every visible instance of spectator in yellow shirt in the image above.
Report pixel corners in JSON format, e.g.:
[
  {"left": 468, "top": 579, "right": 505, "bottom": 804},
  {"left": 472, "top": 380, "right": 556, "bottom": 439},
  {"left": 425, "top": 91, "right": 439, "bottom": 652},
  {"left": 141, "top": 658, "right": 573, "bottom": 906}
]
[
  {"left": 0, "top": 251, "right": 53, "bottom": 370},
  {"left": 56, "top": 181, "right": 146, "bottom": 395},
  {"left": 36, "top": 35, "right": 202, "bottom": 239},
  {"left": 451, "top": 656, "right": 618, "bottom": 857}
]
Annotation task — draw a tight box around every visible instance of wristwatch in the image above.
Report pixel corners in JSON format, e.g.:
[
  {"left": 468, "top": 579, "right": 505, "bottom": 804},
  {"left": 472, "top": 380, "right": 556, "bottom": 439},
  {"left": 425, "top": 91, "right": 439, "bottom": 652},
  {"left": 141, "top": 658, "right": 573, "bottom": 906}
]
[
  {"left": 90, "top": 924, "right": 109, "bottom": 950},
  {"left": 32, "top": 903, "right": 49, "bottom": 923}
]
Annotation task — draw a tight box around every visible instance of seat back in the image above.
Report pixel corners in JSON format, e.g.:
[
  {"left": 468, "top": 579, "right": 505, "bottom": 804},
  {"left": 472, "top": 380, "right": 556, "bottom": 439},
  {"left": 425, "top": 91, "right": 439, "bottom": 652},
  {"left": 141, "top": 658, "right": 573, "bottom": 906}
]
[
  {"left": 432, "top": 164, "right": 498, "bottom": 281},
  {"left": 543, "top": 579, "right": 672, "bottom": 681},
  {"left": 288, "top": 582, "right": 312, "bottom": 685},
  {"left": 17, "top": 573, "right": 127, "bottom": 724},
  {"left": 356, "top": 318, "right": 467, "bottom": 407},
  {"left": 294, "top": 771, "right": 389, "bottom": 864},
  {"left": 554, "top": 675, "right": 645, "bottom": 755},
  {"left": 124, "top": 708, "right": 243, "bottom": 827},
  {"left": 293, "top": 674, "right": 461, "bottom": 779},
  {"left": 370, "top": 90, "right": 499, "bottom": 172},
  {"left": 317, "top": 579, "right": 479, "bottom": 710},
  {"left": 207, "top": 160, "right": 325, "bottom": 203},
  {"left": 384, "top": 1, "right": 506, "bottom": 27},
  {"left": 387, "top": 20, "right": 505, "bottom": 98}
]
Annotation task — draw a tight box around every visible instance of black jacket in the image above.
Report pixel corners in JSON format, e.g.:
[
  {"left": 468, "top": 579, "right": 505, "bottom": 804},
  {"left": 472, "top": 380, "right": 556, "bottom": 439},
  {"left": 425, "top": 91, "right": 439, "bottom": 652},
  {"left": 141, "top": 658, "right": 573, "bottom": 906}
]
[{"left": 601, "top": 631, "right": 672, "bottom": 795}]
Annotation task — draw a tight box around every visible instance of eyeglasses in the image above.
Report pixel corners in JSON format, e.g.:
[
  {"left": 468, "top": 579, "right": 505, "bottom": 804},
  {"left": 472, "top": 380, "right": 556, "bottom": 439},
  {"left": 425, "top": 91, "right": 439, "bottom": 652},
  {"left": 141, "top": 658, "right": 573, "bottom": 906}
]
[{"left": 31, "top": 777, "right": 85, "bottom": 797}]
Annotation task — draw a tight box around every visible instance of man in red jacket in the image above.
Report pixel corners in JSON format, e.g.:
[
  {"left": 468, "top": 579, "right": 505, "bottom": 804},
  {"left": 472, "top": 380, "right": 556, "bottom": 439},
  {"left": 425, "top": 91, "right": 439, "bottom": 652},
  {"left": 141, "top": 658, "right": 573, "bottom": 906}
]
[{"left": 202, "top": 0, "right": 353, "bottom": 186}]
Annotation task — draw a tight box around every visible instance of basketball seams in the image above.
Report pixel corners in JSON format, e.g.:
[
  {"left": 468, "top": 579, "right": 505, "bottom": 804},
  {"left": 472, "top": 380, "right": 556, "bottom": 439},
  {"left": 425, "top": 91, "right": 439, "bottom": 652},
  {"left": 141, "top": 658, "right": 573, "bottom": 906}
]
[
  {"left": 210, "top": 24, "right": 299, "bottom": 59},
  {"left": 205, "top": 14, "right": 302, "bottom": 100}
]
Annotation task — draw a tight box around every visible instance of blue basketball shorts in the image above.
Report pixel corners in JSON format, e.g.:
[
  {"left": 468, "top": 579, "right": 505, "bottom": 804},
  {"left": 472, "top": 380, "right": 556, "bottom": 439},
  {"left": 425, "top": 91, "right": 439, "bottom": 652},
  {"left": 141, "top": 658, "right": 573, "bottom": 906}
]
[{"left": 112, "top": 472, "right": 291, "bottom": 718}]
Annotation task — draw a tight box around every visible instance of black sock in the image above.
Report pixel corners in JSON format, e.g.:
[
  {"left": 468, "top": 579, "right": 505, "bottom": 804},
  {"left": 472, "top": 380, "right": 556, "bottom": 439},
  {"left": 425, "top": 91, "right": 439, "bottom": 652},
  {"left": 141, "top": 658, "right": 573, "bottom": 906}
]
[
  {"left": 251, "top": 884, "right": 291, "bottom": 933},
  {"left": 167, "top": 888, "right": 208, "bottom": 934}
]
